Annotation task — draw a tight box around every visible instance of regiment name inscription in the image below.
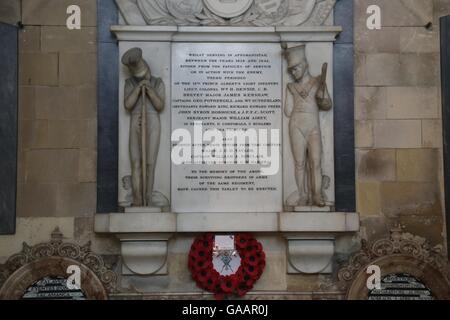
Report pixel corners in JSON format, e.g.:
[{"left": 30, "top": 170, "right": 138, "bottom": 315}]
[{"left": 171, "top": 43, "right": 282, "bottom": 212}]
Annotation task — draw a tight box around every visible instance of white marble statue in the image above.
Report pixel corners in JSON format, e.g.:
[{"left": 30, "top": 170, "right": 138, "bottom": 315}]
[
  {"left": 121, "top": 47, "right": 165, "bottom": 207},
  {"left": 283, "top": 43, "right": 332, "bottom": 207}
]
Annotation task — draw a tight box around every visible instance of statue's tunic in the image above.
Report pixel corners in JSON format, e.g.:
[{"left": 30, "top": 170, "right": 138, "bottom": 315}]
[
  {"left": 285, "top": 75, "right": 330, "bottom": 205},
  {"left": 124, "top": 75, "right": 165, "bottom": 202}
]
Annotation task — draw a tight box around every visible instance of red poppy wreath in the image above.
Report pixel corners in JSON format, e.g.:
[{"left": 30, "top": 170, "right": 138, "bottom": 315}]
[{"left": 188, "top": 233, "right": 266, "bottom": 300}]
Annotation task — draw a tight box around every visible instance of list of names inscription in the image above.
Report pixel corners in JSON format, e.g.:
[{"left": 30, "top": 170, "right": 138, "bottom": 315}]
[{"left": 171, "top": 43, "right": 282, "bottom": 212}]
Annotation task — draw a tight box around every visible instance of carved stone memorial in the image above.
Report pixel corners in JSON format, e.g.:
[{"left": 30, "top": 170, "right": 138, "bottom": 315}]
[{"left": 96, "top": 0, "right": 360, "bottom": 279}]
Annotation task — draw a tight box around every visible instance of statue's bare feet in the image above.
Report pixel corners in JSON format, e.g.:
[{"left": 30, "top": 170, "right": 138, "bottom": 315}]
[
  {"left": 313, "top": 195, "right": 326, "bottom": 207},
  {"left": 296, "top": 195, "right": 309, "bottom": 206}
]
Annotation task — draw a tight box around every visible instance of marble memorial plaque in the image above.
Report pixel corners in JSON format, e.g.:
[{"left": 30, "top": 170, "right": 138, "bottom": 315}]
[
  {"left": 171, "top": 43, "right": 282, "bottom": 213},
  {"left": 21, "top": 276, "right": 86, "bottom": 300},
  {"left": 368, "top": 273, "right": 434, "bottom": 300}
]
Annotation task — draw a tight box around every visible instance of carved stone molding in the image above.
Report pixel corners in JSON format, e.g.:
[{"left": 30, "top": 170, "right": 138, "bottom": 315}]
[
  {"left": 116, "top": 0, "right": 336, "bottom": 27},
  {"left": 285, "top": 236, "right": 334, "bottom": 274},
  {"left": 0, "top": 228, "right": 118, "bottom": 299},
  {"left": 119, "top": 235, "right": 172, "bottom": 275},
  {"left": 337, "top": 227, "right": 450, "bottom": 300}
]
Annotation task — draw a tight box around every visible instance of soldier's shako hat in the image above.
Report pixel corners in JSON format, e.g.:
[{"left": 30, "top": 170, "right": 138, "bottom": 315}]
[
  {"left": 121, "top": 47, "right": 149, "bottom": 77},
  {"left": 284, "top": 44, "right": 307, "bottom": 69}
]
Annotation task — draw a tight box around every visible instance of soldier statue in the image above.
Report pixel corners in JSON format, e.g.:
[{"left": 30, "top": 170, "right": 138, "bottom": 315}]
[
  {"left": 122, "top": 47, "right": 165, "bottom": 207},
  {"left": 283, "top": 43, "right": 332, "bottom": 207}
]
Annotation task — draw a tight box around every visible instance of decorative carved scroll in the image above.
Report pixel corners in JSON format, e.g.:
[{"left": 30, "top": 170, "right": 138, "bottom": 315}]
[{"left": 116, "top": 0, "right": 336, "bottom": 27}]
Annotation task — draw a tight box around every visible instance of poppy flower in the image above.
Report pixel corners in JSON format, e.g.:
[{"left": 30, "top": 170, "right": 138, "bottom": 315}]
[
  {"left": 220, "top": 275, "right": 238, "bottom": 294},
  {"left": 244, "top": 264, "right": 260, "bottom": 280},
  {"left": 197, "top": 269, "right": 211, "bottom": 283},
  {"left": 204, "top": 278, "right": 217, "bottom": 292},
  {"left": 214, "top": 292, "right": 225, "bottom": 300},
  {"left": 235, "top": 233, "right": 251, "bottom": 250},
  {"left": 244, "top": 252, "right": 260, "bottom": 267},
  {"left": 236, "top": 282, "right": 250, "bottom": 297}
]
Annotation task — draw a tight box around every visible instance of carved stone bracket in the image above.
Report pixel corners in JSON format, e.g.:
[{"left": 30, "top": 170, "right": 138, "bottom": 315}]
[
  {"left": 96, "top": 212, "right": 176, "bottom": 276},
  {"left": 0, "top": 228, "right": 118, "bottom": 299},
  {"left": 337, "top": 227, "right": 450, "bottom": 299},
  {"left": 120, "top": 236, "right": 172, "bottom": 275},
  {"left": 95, "top": 211, "right": 359, "bottom": 276},
  {"left": 285, "top": 236, "right": 334, "bottom": 274},
  {"left": 280, "top": 212, "right": 359, "bottom": 274}
]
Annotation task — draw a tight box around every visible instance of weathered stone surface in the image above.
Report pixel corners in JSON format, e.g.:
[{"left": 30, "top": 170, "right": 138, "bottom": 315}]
[
  {"left": 286, "top": 274, "right": 336, "bottom": 292},
  {"left": 399, "top": 28, "right": 439, "bottom": 53},
  {"left": 46, "top": 120, "right": 89, "bottom": 148},
  {"left": 373, "top": 120, "right": 422, "bottom": 148},
  {"left": 41, "top": 26, "right": 96, "bottom": 53},
  {"left": 396, "top": 148, "right": 438, "bottom": 182},
  {"left": 400, "top": 53, "right": 439, "bottom": 86},
  {"left": 19, "top": 86, "right": 36, "bottom": 120},
  {"left": 22, "top": 0, "right": 96, "bottom": 26},
  {"left": 78, "top": 118, "right": 96, "bottom": 148},
  {"left": 0, "top": 0, "right": 20, "bottom": 25},
  {"left": 16, "top": 183, "right": 58, "bottom": 216},
  {"left": 78, "top": 86, "right": 97, "bottom": 119},
  {"left": 167, "top": 253, "right": 200, "bottom": 292},
  {"left": 356, "top": 53, "right": 439, "bottom": 86},
  {"left": 422, "top": 119, "right": 443, "bottom": 148},
  {"left": 20, "top": 119, "right": 48, "bottom": 149},
  {"left": 56, "top": 183, "right": 96, "bottom": 216},
  {"left": 355, "top": 27, "right": 438, "bottom": 53},
  {"left": 335, "top": 234, "right": 361, "bottom": 255},
  {"left": 380, "top": 182, "right": 440, "bottom": 217},
  {"left": 355, "top": 0, "right": 433, "bottom": 27},
  {"left": 357, "top": 181, "right": 381, "bottom": 216},
  {"left": 434, "top": 0, "right": 450, "bottom": 19},
  {"left": 355, "top": 27, "right": 400, "bottom": 53},
  {"left": 20, "top": 52, "right": 58, "bottom": 86},
  {"left": 386, "top": 87, "right": 439, "bottom": 119},
  {"left": 25, "top": 149, "right": 79, "bottom": 183},
  {"left": 252, "top": 236, "right": 286, "bottom": 291},
  {"left": 359, "top": 216, "right": 390, "bottom": 244},
  {"left": 28, "top": 118, "right": 95, "bottom": 149},
  {"left": 397, "top": 215, "right": 444, "bottom": 245},
  {"left": 355, "top": 87, "right": 387, "bottom": 120},
  {"left": 79, "top": 148, "right": 96, "bottom": 183},
  {"left": 0, "top": 217, "right": 75, "bottom": 257},
  {"left": 19, "top": 26, "right": 41, "bottom": 52},
  {"left": 355, "top": 53, "right": 401, "bottom": 86},
  {"left": 59, "top": 53, "right": 96, "bottom": 85},
  {"left": 16, "top": 149, "right": 25, "bottom": 184},
  {"left": 355, "top": 120, "right": 374, "bottom": 148},
  {"left": 35, "top": 86, "right": 95, "bottom": 120},
  {"left": 356, "top": 149, "right": 396, "bottom": 181},
  {"left": 74, "top": 217, "right": 120, "bottom": 254}
]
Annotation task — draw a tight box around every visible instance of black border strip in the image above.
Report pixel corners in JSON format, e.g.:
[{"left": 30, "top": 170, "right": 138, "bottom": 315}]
[
  {"left": 0, "top": 22, "right": 18, "bottom": 234},
  {"left": 96, "top": 0, "right": 119, "bottom": 213},
  {"left": 440, "top": 15, "right": 450, "bottom": 259}
]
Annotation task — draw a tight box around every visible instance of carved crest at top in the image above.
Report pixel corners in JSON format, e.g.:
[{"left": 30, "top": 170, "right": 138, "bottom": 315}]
[{"left": 116, "top": 0, "right": 336, "bottom": 27}]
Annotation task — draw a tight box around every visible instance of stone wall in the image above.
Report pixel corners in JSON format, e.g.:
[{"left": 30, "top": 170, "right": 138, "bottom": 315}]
[
  {"left": 0, "top": 0, "right": 119, "bottom": 261},
  {"left": 355, "top": 0, "right": 450, "bottom": 249}
]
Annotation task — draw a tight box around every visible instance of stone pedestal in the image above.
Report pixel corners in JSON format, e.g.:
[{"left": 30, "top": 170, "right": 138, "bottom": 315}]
[{"left": 95, "top": 211, "right": 359, "bottom": 275}]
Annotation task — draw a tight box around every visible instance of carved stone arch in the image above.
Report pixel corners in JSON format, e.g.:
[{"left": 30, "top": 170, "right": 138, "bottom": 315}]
[
  {"left": 338, "top": 227, "right": 450, "bottom": 300},
  {"left": 0, "top": 228, "right": 118, "bottom": 300},
  {"left": 0, "top": 256, "right": 108, "bottom": 299},
  {"left": 345, "top": 254, "right": 450, "bottom": 300}
]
